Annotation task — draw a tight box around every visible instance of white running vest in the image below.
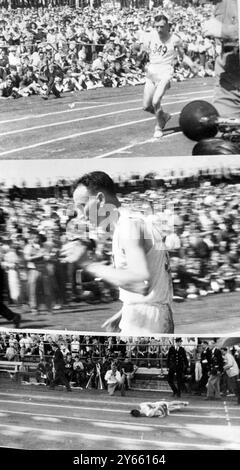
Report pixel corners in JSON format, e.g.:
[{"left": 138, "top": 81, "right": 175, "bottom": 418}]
[
  {"left": 146, "top": 31, "right": 180, "bottom": 70},
  {"left": 112, "top": 211, "right": 173, "bottom": 306}
]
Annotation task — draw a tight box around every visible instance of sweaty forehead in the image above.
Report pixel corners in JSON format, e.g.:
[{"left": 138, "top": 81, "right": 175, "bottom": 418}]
[
  {"left": 155, "top": 20, "right": 168, "bottom": 26},
  {"left": 73, "top": 184, "right": 94, "bottom": 205}
]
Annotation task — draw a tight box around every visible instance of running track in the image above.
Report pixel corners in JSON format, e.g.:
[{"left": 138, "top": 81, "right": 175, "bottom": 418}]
[
  {"left": 0, "top": 381, "right": 239, "bottom": 450},
  {"left": 1, "top": 291, "right": 240, "bottom": 335},
  {"left": 0, "top": 77, "right": 215, "bottom": 160}
]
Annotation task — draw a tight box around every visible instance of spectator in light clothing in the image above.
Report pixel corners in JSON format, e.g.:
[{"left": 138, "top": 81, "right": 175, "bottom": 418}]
[
  {"left": 221, "top": 347, "right": 239, "bottom": 398},
  {"left": 104, "top": 362, "right": 125, "bottom": 396}
]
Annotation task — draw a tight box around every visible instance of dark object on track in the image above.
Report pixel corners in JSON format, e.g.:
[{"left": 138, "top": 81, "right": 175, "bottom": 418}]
[
  {"left": 180, "top": 100, "right": 219, "bottom": 141},
  {"left": 192, "top": 138, "right": 240, "bottom": 155}
]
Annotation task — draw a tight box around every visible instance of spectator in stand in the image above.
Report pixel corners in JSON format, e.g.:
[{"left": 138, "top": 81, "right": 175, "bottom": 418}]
[
  {"left": 120, "top": 355, "right": 138, "bottom": 390},
  {"left": 72, "top": 354, "right": 85, "bottom": 388},
  {"left": 49, "top": 342, "right": 72, "bottom": 392},
  {"left": 0, "top": 3, "right": 219, "bottom": 99},
  {"left": 104, "top": 361, "right": 126, "bottom": 396},
  {"left": 221, "top": 347, "right": 239, "bottom": 399},
  {"left": 205, "top": 340, "right": 223, "bottom": 401}
]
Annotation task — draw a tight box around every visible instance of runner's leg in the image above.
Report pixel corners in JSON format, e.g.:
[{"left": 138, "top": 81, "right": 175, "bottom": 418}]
[{"left": 143, "top": 77, "right": 156, "bottom": 114}]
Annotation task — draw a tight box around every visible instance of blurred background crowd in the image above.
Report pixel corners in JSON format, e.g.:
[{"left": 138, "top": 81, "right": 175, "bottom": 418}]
[
  {"left": 0, "top": 1, "right": 216, "bottom": 98},
  {"left": 0, "top": 332, "right": 239, "bottom": 400},
  {"left": 0, "top": 167, "right": 240, "bottom": 321}
]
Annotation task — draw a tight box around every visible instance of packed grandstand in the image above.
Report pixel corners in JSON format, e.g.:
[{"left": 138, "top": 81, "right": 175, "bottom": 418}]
[
  {"left": 0, "top": 167, "right": 240, "bottom": 315},
  {"left": 0, "top": 333, "right": 239, "bottom": 396},
  {"left": 0, "top": 1, "right": 216, "bottom": 98}
]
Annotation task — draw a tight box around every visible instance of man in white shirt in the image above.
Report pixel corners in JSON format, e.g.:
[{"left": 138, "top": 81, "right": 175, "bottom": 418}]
[
  {"left": 141, "top": 14, "right": 184, "bottom": 140},
  {"left": 60, "top": 171, "right": 174, "bottom": 336},
  {"left": 104, "top": 362, "right": 125, "bottom": 396},
  {"left": 221, "top": 347, "right": 239, "bottom": 398}
]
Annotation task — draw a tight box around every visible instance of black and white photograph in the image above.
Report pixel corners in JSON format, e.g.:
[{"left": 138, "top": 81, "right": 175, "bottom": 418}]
[
  {"left": 0, "top": 156, "right": 240, "bottom": 335},
  {"left": 0, "top": 332, "right": 240, "bottom": 450},
  {"left": 0, "top": 0, "right": 240, "bottom": 459},
  {"left": 0, "top": 0, "right": 239, "bottom": 159}
]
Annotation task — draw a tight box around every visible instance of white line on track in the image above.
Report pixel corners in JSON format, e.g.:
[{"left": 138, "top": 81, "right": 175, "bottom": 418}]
[
  {"left": 223, "top": 401, "right": 232, "bottom": 428},
  {"left": 95, "top": 129, "right": 182, "bottom": 159},
  {"left": 0, "top": 408, "right": 208, "bottom": 430},
  {"left": 0, "top": 107, "right": 143, "bottom": 137},
  {"left": 0, "top": 399, "right": 238, "bottom": 420},
  {"left": 0, "top": 117, "right": 154, "bottom": 156},
  {"left": 0, "top": 96, "right": 212, "bottom": 137},
  {"left": 0, "top": 89, "right": 213, "bottom": 125},
  {"left": 0, "top": 391, "right": 239, "bottom": 411},
  {"left": 0, "top": 423, "right": 224, "bottom": 449},
  {"left": 2, "top": 408, "right": 239, "bottom": 444},
  {"left": 0, "top": 95, "right": 211, "bottom": 157}
]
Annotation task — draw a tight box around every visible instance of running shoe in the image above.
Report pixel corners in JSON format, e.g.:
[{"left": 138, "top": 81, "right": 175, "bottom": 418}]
[{"left": 153, "top": 126, "right": 163, "bottom": 140}]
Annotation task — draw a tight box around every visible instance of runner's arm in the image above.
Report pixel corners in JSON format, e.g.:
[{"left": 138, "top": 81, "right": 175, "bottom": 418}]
[{"left": 61, "top": 218, "right": 150, "bottom": 293}]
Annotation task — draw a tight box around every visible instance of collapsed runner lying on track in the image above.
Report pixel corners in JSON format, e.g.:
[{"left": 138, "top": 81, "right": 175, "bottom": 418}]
[{"left": 130, "top": 400, "right": 189, "bottom": 418}]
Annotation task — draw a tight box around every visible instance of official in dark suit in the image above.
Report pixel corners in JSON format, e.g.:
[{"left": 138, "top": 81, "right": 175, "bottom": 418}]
[
  {"left": 167, "top": 338, "right": 189, "bottom": 397},
  {"left": 205, "top": 341, "right": 223, "bottom": 400},
  {"left": 199, "top": 341, "right": 212, "bottom": 394},
  {"left": 49, "top": 343, "right": 71, "bottom": 391}
]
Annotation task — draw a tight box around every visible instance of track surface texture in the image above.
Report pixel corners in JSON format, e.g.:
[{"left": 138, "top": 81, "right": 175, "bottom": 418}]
[
  {"left": 0, "top": 77, "right": 215, "bottom": 160},
  {"left": 1, "top": 291, "right": 240, "bottom": 335},
  {"left": 0, "top": 379, "right": 239, "bottom": 450}
]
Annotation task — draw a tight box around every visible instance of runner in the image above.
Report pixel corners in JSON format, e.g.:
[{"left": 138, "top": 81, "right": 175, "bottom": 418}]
[
  {"left": 60, "top": 171, "right": 174, "bottom": 335},
  {"left": 142, "top": 14, "right": 185, "bottom": 140},
  {"left": 130, "top": 400, "right": 189, "bottom": 417}
]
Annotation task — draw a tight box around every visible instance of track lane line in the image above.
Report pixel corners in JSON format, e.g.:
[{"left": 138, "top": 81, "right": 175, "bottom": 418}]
[
  {"left": 0, "top": 94, "right": 212, "bottom": 137},
  {"left": 0, "top": 423, "right": 226, "bottom": 449},
  {"left": 0, "top": 89, "right": 213, "bottom": 125},
  {"left": 0, "top": 96, "right": 211, "bottom": 157},
  {"left": 0, "top": 391, "right": 239, "bottom": 411},
  {"left": 0, "top": 408, "right": 224, "bottom": 430},
  {"left": 0, "top": 399, "right": 239, "bottom": 420},
  {"left": 0, "top": 107, "right": 144, "bottom": 137}
]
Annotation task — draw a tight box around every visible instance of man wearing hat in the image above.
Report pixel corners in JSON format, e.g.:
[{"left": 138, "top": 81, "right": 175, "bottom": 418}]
[
  {"left": 167, "top": 338, "right": 188, "bottom": 397},
  {"left": 49, "top": 342, "right": 72, "bottom": 392}
]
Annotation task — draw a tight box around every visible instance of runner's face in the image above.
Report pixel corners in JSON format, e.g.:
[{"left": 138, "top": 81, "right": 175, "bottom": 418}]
[
  {"left": 73, "top": 184, "right": 100, "bottom": 226},
  {"left": 155, "top": 20, "right": 169, "bottom": 36}
]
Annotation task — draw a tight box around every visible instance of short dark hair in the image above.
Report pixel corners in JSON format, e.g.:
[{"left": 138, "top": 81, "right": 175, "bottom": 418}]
[
  {"left": 74, "top": 171, "right": 116, "bottom": 196},
  {"left": 130, "top": 409, "right": 141, "bottom": 417},
  {"left": 154, "top": 14, "right": 168, "bottom": 24},
  {"left": 175, "top": 337, "right": 182, "bottom": 343}
]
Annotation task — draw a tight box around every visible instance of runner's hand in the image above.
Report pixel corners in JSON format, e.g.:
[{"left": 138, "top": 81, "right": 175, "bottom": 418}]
[{"left": 60, "top": 240, "right": 89, "bottom": 264}]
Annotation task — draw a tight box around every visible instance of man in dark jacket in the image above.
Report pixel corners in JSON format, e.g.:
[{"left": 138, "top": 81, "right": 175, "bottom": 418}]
[
  {"left": 167, "top": 338, "right": 189, "bottom": 397},
  {"left": 199, "top": 341, "right": 212, "bottom": 394},
  {"left": 49, "top": 343, "right": 71, "bottom": 391},
  {"left": 205, "top": 340, "right": 223, "bottom": 400}
]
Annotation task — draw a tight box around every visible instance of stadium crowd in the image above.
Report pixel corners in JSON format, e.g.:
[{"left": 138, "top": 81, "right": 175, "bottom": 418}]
[
  {"left": 0, "top": 332, "right": 239, "bottom": 401},
  {"left": 0, "top": 1, "right": 216, "bottom": 98},
  {"left": 0, "top": 167, "right": 240, "bottom": 323}
]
